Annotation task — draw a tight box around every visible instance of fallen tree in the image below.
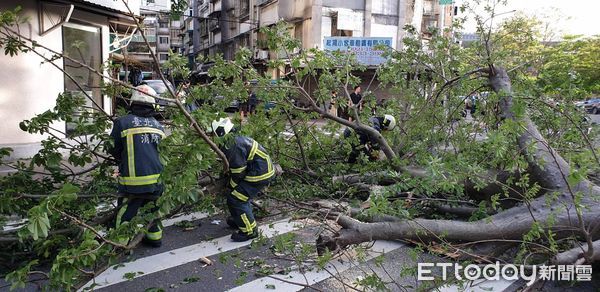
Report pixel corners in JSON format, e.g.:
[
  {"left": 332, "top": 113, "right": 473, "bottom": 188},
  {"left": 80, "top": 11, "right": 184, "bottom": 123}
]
[{"left": 317, "top": 66, "right": 600, "bottom": 265}]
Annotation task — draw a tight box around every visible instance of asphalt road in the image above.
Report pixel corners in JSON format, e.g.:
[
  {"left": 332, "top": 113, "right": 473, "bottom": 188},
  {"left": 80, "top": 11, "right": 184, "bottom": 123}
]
[{"left": 589, "top": 113, "right": 600, "bottom": 125}]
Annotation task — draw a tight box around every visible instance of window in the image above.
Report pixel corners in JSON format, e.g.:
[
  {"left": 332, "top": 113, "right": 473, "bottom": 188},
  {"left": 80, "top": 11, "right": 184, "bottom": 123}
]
[
  {"left": 159, "top": 53, "right": 169, "bottom": 61},
  {"left": 159, "top": 36, "right": 169, "bottom": 44},
  {"left": 159, "top": 22, "right": 168, "bottom": 28},
  {"left": 62, "top": 23, "right": 102, "bottom": 134},
  {"left": 240, "top": 0, "right": 250, "bottom": 20}
]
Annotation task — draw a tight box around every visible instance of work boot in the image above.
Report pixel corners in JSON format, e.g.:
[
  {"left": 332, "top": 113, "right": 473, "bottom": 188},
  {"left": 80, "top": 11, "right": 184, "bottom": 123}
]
[
  {"left": 231, "top": 228, "right": 258, "bottom": 242},
  {"left": 142, "top": 237, "right": 162, "bottom": 248},
  {"left": 226, "top": 216, "right": 238, "bottom": 229}
]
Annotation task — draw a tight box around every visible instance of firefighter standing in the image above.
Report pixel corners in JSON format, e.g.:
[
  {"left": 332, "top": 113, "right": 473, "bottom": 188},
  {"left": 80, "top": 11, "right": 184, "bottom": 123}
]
[
  {"left": 210, "top": 118, "right": 275, "bottom": 242},
  {"left": 344, "top": 115, "right": 396, "bottom": 163},
  {"left": 109, "top": 84, "right": 166, "bottom": 247}
]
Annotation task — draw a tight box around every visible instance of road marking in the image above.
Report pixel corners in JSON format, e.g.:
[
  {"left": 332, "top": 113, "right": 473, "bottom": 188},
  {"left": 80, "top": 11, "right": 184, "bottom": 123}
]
[
  {"left": 161, "top": 211, "right": 210, "bottom": 227},
  {"left": 438, "top": 279, "right": 516, "bottom": 292},
  {"left": 79, "top": 218, "right": 299, "bottom": 291},
  {"left": 228, "top": 240, "right": 404, "bottom": 292}
]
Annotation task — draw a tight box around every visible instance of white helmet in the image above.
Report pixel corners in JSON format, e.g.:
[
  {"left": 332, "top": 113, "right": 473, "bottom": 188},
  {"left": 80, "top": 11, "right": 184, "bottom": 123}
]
[
  {"left": 382, "top": 114, "right": 396, "bottom": 130},
  {"left": 211, "top": 117, "right": 234, "bottom": 137},
  {"left": 131, "top": 84, "right": 157, "bottom": 105}
]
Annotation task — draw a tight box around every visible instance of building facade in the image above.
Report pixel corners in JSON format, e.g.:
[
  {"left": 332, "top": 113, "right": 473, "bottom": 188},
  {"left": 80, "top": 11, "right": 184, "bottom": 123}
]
[
  {"left": 184, "top": 0, "right": 455, "bottom": 70},
  {"left": 0, "top": 0, "right": 140, "bottom": 161}
]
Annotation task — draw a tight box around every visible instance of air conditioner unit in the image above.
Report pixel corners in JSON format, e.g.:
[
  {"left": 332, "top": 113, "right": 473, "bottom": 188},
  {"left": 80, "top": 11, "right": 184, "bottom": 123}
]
[{"left": 256, "top": 50, "right": 269, "bottom": 60}]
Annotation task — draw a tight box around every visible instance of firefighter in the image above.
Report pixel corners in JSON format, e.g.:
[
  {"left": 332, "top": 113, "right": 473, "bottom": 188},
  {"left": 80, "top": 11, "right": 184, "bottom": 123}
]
[
  {"left": 109, "top": 84, "right": 166, "bottom": 247},
  {"left": 344, "top": 115, "right": 396, "bottom": 163},
  {"left": 210, "top": 118, "right": 275, "bottom": 242}
]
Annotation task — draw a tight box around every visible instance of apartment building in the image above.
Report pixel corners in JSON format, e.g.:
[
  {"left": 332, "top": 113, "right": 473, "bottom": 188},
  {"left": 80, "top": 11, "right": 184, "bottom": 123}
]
[
  {"left": 183, "top": 0, "right": 453, "bottom": 65},
  {"left": 126, "top": 0, "right": 186, "bottom": 75}
]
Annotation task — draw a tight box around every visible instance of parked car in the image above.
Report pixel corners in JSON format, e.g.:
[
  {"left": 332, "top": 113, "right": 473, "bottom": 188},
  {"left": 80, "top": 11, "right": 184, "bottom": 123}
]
[
  {"left": 144, "top": 80, "right": 176, "bottom": 107},
  {"left": 143, "top": 80, "right": 177, "bottom": 120},
  {"left": 575, "top": 98, "right": 600, "bottom": 114},
  {"left": 584, "top": 98, "right": 600, "bottom": 114},
  {"left": 213, "top": 95, "right": 240, "bottom": 113}
]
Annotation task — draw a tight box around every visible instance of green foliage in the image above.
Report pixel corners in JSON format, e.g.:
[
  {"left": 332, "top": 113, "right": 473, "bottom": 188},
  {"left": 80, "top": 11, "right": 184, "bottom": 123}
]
[{"left": 1, "top": 1, "right": 599, "bottom": 290}]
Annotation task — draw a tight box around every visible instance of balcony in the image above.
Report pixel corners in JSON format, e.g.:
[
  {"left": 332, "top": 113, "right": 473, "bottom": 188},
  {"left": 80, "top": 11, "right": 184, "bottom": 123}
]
[
  {"left": 157, "top": 43, "right": 170, "bottom": 52},
  {"left": 257, "top": 0, "right": 273, "bottom": 6},
  {"left": 131, "top": 33, "right": 157, "bottom": 43},
  {"left": 423, "top": 0, "right": 436, "bottom": 15},
  {"left": 158, "top": 27, "right": 170, "bottom": 35}
]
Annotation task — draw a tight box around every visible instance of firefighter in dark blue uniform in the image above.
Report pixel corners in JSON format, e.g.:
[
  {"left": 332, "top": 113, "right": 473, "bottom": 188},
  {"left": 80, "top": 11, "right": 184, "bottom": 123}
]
[
  {"left": 211, "top": 118, "right": 275, "bottom": 241},
  {"left": 344, "top": 115, "right": 396, "bottom": 163},
  {"left": 109, "top": 84, "right": 166, "bottom": 247}
]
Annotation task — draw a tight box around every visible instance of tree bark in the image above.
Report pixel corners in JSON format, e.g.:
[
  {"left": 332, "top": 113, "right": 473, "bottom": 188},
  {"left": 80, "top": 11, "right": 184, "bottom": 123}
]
[{"left": 554, "top": 240, "right": 600, "bottom": 265}]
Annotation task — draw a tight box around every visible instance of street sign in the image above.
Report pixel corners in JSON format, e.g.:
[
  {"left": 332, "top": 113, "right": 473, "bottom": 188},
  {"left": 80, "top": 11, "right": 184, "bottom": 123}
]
[
  {"left": 323, "top": 37, "right": 392, "bottom": 66},
  {"left": 439, "top": 0, "right": 453, "bottom": 5}
]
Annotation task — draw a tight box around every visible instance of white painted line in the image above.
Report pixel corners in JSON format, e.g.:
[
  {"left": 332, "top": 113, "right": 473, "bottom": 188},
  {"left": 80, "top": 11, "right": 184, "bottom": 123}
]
[
  {"left": 228, "top": 240, "right": 404, "bottom": 292},
  {"left": 79, "top": 218, "right": 299, "bottom": 291},
  {"left": 2, "top": 219, "right": 27, "bottom": 232},
  {"left": 438, "top": 278, "right": 517, "bottom": 292},
  {"left": 161, "top": 211, "right": 210, "bottom": 227}
]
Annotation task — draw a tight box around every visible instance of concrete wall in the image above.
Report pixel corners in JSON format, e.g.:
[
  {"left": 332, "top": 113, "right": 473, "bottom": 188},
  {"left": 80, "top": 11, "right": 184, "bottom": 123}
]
[
  {"left": 371, "top": 22, "right": 398, "bottom": 49},
  {"left": 0, "top": 0, "right": 114, "bottom": 160},
  {"left": 0, "top": 0, "right": 64, "bottom": 159},
  {"left": 322, "top": 0, "right": 364, "bottom": 10},
  {"left": 259, "top": 1, "right": 279, "bottom": 26}
]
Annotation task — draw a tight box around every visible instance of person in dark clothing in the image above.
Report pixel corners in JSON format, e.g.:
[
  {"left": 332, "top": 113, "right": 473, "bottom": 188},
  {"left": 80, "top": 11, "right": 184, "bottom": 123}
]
[
  {"left": 344, "top": 115, "right": 396, "bottom": 163},
  {"left": 109, "top": 84, "right": 166, "bottom": 247},
  {"left": 210, "top": 118, "right": 275, "bottom": 242},
  {"left": 247, "top": 92, "right": 258, "bottom": 114},
  {"left": 350, "top": 85, "right": 363, "bottom": 108},
  {"left": 128, "top": 68, "right": 144, "bottom": 86}
]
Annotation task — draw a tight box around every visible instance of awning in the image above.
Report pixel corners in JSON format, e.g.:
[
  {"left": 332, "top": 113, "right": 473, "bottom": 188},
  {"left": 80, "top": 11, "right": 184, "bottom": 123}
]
[{"left": 39, "top": 0, "right": 141, "bottom": 36}]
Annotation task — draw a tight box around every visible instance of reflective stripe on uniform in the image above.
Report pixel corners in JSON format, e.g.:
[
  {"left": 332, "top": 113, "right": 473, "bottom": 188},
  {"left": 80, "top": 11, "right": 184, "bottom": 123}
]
[
  {"left": 244, "top": 147, "right": 275, "bottom": 182},
  {"left": 121, "top": 127, "right": 165, "bottom": 179},
  {"left": 230, "top": 179, "right": 238, "bottom": 188},
  {"left": 115, "top": 198, "right": 129, "bottom": 227},
  {"left": 145, "top": 229, "right": 163, "bottom": 241},
  {"left": 119, "top": 174, "right": 161, "bottom": 186},
  {"left": 247, "top": 141, "right": 258, "bottom": 161},
  {"left": 121, "top": 127, "right": 166, "bottom": 138},
  {"left": 127, "top": 134, "right": 135, "bottom": 177},
  {"left": 231, "top": 190, "right": 249, "bottom": 202},
  {"left": 230, "top": 165, "right": 247, "bottom": 174},
  {"left": 239, "top": 213, "right": 256, "bottom": 234},
  {"left": 256, "top": 149, "right": 273, "bottom": 173},
  {"left": 244, "top": 170, "right": 275, "bottom": 182}
]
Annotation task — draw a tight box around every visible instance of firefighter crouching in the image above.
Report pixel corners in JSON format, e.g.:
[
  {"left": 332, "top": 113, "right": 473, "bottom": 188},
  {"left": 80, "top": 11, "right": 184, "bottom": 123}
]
[
  {"left": 109, "top": 84, "right": 166, "bottom": 247},
  {"left": 344, "top": 115, "right": 396, "bottom": 163},
  {"left": 210, "top": 118, "right": 275, "bottom": 242}
]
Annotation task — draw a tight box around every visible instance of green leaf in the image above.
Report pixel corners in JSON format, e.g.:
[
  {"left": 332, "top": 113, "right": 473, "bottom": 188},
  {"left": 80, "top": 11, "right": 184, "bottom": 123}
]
[{"left": 27, "top": 207, "right": 50, "bottom": 241}]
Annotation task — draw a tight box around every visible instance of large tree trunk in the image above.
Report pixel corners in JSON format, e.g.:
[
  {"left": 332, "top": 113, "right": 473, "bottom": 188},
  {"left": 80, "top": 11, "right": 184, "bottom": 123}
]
[{"left": 317, "top": 67, "right": 600, "bottom": 263}]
